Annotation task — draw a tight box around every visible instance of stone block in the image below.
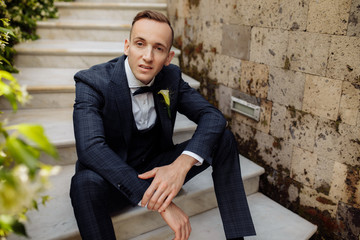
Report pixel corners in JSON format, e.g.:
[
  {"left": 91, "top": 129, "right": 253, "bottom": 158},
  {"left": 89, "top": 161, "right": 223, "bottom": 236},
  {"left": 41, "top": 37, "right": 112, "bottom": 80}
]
[
  {"left": 339, "top": 80, "right": 360, "bottom": 126},
  {"left": 327, "top": 36, "right": 360, "bottom": 82},
  {"left": 314, "top": 118, "right": 342, "bottom": 164},
  {"left": 240, "top": 61, "right": 269, "bottom": 99},
  {"left": 270, "top": 103, "right": 287, "bottom": 138},
  {"left": 222, "top": 24, "right": 251, "bottom": 60},
  {"left": 299, "top": 185, "right": 338, "bottom": 217},
  {"left": 211, "top": 54, "right": 241, "bottom": 89},
  {"left": 255, "top": 130, "right": 293, "bottom": 172},
  {"left": 172, "top": 18, "right": 185, "bottom": 45},
  {"left": 250, "top": 27, "right": 288, "bottom": 68},
  {"left": 186, "top": 0, "right": 233, "bottom": 24},
  {"left": 231, "top": 0, "right": 309, "bottom": 31},
  {"left": 167, "top": 0, "right": 189, "bottom": 19},
  {"left": 348, "top": 0, "right": 360, "bottom": 37},
  {"left": 287, "top": 32, "right": 331, "bottom": 76},
  {"left": 336, "top": 201, "right": 360, "bottom": 240},
  {"left": 200, "top": 22, "right": 223, "bottom": 53},
  {"left": 230, "top": 0, "right": 278, "bottom": 27},
  {"left": 284, "top": 107, "right": 318, "bottom": 152},
  {"left": 291, "top": 146, "right": 317, "bottom": 187},
  {"left": 302, "top": 75, "right": 342, "bottom": 121},
  {"left": 329, "top": 161, "right": 349, "bottom": 203},
  {"left": 268, "top": 67, "right": 305, "bottom": 110},
  {"left": 232, "top": 99, "right": 272, "bottom": 134},
  {"left": 277, "top": 0, "right": 310, "bottom": 31},
  {"left": 314, "top": 155, "right": 335, "bottom": 195},
  {"left": 307, "top": 0, "right": 352, "bottom": 35},
  {"left": 338, "top": 124, "right": 360, "bottom": 166},
  {"left": 217, "top": 84, "right": 232, "bottom": 116}
]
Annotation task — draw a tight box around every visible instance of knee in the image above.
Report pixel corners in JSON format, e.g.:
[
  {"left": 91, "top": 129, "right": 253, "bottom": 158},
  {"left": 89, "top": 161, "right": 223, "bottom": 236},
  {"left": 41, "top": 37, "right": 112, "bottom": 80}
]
[
  {"left": 219, "top": 129, "right": 237, "bottom": 147},
  {"left": 70, "top": 169, "right": 107, "bottom": 202}
]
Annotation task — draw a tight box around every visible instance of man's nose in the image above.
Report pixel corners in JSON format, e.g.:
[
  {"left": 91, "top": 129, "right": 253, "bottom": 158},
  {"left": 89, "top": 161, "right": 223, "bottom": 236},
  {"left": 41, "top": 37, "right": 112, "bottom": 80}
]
[{"left": 143, "top": 47, "right": 153, "bottom": 62}]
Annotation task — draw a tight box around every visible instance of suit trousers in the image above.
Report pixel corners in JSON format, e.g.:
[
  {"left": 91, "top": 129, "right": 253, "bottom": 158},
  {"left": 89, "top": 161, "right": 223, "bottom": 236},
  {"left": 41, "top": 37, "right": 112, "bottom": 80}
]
[{"left": 70, "top": 129, "right": 255, "bottom": 239}]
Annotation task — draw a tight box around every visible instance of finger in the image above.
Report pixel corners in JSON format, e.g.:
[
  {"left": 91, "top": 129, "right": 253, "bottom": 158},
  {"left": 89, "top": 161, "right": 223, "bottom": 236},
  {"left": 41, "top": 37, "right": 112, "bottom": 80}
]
[
  {"left": 147, "top": 189, "right": 164, "bottom": 210},
  {"left": 138, "top": 168, "right": 157, "bottom": 179},
  {"left": 141, "top": 184, "right": 158, "bottom": 207},
  {"left": 174, "top": 226, "right": 181, "bottom": 240},
  {"left": 186, "top": 220, "right": 191, "bottom": 240},
  {"left": 158, "top": 192, "right": 175, "bottom": 212},
  {"left": 153, "top": 191, "right": 169, "bottom": 211}
]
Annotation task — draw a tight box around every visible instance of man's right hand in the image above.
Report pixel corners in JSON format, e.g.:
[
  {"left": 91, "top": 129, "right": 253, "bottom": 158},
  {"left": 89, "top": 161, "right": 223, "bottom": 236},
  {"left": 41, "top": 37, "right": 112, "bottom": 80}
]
[{"left": 160, "top": 202, "right": 191, "bottom": 240}]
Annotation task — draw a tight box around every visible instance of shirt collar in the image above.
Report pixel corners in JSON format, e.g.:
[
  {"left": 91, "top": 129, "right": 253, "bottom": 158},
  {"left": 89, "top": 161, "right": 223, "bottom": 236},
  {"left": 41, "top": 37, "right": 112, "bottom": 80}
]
[{"left": 125, "top": 58, "right": 154, "bottom": 89}]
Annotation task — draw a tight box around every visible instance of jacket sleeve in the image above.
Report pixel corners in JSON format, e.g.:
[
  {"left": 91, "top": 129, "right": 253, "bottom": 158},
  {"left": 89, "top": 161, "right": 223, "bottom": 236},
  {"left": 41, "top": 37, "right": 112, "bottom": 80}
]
[
  {"left": 176, "top": 73, "right": 227, "bottom": 165},
  {"left": 73, "top": 79, "right": 150, "bottom": 205}
]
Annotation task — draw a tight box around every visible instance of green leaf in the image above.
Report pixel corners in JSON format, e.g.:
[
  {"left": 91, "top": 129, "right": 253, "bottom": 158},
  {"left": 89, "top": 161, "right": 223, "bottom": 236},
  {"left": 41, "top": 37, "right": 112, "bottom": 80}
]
[
  {"left": 32, "top": 200, "right": 38, "bottom": 210},
  {"left": 0, "top": 55, "right": 11, "bottom": 66},
  {"left": 9, "top": 124, "right": 58, "bottom": 159},
  {"left": 0, "top": 80, "right": 18, "bottom": 111},
  {"left": 5, "top": 136, "right": 39, "bottom": 172},
  {"left": 11, "top": 219, "right": 28, "bottom": 237},
  {"left": 0, "top": 27, "right": 16, "bottom": 38},
  {"left": 42, "top": 195, "right": 50, "bottom": 205},
  {"left": 0, "top": 70, "right": 16, "bottom": 82}
]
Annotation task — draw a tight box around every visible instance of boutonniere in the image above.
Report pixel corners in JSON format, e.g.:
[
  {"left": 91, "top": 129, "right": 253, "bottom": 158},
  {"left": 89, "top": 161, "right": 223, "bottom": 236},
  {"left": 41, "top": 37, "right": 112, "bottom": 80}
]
[{"left": 158, "top": 89, "right": 171, "bottom": 118}]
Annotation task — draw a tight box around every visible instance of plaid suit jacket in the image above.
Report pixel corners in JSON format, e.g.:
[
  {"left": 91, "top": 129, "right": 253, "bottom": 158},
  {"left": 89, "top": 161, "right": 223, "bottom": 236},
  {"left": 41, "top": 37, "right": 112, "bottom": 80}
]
[{"left": 73, "top": 55, "right": 227, "bottom": 206}]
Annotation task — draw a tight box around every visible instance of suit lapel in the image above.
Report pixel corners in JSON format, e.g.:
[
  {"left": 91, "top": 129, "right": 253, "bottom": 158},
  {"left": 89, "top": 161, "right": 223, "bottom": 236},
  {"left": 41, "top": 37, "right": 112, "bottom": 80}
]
[
  {"left": 153, "top": 73, "right": 173, "bottom": 145},
  {"left": 109, "top": 56, "right": 133, "bottom": 147}
]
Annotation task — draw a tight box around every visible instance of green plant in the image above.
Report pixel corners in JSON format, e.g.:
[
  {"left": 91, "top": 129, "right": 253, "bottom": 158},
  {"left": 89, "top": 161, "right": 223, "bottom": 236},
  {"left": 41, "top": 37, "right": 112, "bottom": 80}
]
[
  {"left": 0, "top": 2, "right": 59, "bottom": 238},
  {"left": 0, "top": 0, "right": 58, "bottom": 72},
  {"left": 0, "top": 72, "right": 59, "bottom": 239}
]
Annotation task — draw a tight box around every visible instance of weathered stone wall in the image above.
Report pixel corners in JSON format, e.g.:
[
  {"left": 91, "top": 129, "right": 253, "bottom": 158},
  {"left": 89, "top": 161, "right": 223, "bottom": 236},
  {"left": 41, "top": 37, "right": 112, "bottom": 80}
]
[{"left": 167, "top": 0, "right": 360, "bottom": 239}]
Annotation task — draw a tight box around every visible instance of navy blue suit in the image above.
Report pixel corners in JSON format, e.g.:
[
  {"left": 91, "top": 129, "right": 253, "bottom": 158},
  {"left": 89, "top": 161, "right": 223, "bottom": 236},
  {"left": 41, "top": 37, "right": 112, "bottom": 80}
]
[{"left": 70, "top": 55, "right": 255, "bottom": 239}]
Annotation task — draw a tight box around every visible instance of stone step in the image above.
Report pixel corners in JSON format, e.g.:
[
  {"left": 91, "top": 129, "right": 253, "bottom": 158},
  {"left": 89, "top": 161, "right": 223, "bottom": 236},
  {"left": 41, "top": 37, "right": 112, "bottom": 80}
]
[
  {"left": 14, "top": 40, "right": 180, "bottom": 68},
  {"left": 131, "top": 193, "right": 317, "bottom": 240},
  {"left": 1, "top": 108, "right": 197, "bottom": 166},
  {"left": 37, "top": 19, "right": 131, "bottom": 41},
  {"left": 7, "top": 156, "right": 264, "bottom": 240},
  {"left": 55, "top": 2, "right": 167, "bottom": 20},
  {"left": 0, "top": 68, "right": 199, "bottom": 110}
]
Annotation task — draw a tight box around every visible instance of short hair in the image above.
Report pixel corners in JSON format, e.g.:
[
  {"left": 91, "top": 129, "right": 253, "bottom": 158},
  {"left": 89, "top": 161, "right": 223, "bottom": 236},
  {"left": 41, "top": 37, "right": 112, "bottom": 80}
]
[{"left": 130, "top": 10, "right": 174, "bottom": 48}]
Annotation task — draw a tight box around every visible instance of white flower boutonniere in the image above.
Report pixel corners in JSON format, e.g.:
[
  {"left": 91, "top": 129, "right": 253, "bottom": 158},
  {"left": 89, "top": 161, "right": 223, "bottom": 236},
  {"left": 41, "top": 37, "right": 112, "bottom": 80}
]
[{"left": 158, "top": 89, "right": 171, "bottom": 118}]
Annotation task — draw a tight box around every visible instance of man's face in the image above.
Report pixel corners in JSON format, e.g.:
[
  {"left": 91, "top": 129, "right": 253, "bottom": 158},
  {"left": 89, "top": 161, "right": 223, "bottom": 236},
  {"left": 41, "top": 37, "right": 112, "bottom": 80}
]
[{"left": 124, "top": 18, "right": 175, "bottom": 85}]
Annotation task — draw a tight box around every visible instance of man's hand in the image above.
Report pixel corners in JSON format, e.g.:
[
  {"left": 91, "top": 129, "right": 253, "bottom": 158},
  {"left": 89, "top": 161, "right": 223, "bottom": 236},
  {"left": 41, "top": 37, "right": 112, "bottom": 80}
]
[
  {"left": 160, "top": 202, "right": 191, "bottom": 240},
  {"left": 138, "top": 154, "right": 197, "bottom": 212}
]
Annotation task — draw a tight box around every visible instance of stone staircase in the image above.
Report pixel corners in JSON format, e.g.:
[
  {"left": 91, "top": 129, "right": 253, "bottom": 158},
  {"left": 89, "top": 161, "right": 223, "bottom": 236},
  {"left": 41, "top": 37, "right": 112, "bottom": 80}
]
[{"left": 4, "top": 0, "right": 317, "bottom": 239}]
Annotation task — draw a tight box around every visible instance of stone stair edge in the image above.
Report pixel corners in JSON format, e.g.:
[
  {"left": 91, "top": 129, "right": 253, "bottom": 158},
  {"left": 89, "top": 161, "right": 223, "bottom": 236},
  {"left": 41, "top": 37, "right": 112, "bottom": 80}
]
[
  {"left": 37, "top": 19, "right": 131, "bottom": 30},
  {"left": 55, "top": 1, "right": 167, "bottom": 9},
  {"left": 132, "top": 192, "right": 318, "bottom": 240}
]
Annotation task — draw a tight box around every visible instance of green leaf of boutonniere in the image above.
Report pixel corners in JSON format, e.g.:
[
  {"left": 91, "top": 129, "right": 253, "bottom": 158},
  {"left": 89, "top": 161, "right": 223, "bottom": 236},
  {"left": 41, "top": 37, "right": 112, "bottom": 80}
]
[{"left": 158, "top": 89, "right": 171, "bottom": 118}]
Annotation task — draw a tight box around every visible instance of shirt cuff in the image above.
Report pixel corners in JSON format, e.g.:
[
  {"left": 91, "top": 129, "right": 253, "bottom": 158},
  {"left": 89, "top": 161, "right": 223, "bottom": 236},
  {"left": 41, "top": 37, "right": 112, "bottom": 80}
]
[{"left": 182, "top": 151, "right": 204, "bottom": 166}]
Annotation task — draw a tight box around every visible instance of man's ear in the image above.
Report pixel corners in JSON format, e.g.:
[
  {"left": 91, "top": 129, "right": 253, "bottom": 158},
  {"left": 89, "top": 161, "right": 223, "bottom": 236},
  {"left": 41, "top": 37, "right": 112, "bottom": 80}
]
[
  {"left": 164, "top": 51, "right": 175, "bottom": 66},
  {"left": 124, "top": 39, "right": 130, "bottom": 55}
]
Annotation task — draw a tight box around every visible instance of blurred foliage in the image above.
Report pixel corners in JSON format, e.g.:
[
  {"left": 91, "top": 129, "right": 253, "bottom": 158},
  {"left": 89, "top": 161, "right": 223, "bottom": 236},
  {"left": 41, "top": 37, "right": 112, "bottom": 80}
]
[
  {"left": 0, "top": 1, "right": 60, "bottom": 238},
  {"left": 0, "top": 0, "right": 58, "bottom": 72}
]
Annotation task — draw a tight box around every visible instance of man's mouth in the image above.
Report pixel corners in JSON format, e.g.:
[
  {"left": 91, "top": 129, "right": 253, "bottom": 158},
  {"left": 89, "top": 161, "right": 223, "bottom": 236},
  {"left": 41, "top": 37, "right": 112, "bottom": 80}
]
[{"left": 140, "top": 65, "right": 152, "bottom": 70}]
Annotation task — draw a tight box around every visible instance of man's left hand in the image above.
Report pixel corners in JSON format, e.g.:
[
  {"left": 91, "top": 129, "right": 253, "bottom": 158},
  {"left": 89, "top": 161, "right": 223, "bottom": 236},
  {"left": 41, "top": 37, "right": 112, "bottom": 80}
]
[{"left": 138, "top": 154, "right": 197, "bottom": 212}]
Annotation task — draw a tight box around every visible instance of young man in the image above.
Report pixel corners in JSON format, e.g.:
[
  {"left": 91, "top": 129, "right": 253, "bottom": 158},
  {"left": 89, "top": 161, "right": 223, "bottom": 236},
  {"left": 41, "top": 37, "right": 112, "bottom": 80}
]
[{"left": 70, "top": 10, "right": 255, "bottom": 240}]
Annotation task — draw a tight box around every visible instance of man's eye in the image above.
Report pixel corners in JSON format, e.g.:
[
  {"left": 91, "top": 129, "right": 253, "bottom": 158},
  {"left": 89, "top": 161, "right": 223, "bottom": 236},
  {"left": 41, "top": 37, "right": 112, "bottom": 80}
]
[
  {"left": 156, "top": 47, "right": 164, "bottom": 52},
  {"left": 136, "top": 42, "right": 143, "bottom": 46}
]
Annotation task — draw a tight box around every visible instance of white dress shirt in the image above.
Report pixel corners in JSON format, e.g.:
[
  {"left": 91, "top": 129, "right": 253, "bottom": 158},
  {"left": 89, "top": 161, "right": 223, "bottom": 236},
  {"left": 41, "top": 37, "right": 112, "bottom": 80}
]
[{"left": 124, "top": 58, "right": 203, "bottom": 166}]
